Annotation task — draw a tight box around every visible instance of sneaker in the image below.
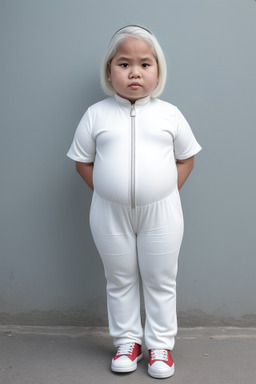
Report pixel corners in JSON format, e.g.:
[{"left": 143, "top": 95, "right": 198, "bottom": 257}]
[
  {"left": 111, "top": 342, "right": 142, "bottom": 373},
  {"left": 148, "top": 349, "right": 175, "bottom": 378}
]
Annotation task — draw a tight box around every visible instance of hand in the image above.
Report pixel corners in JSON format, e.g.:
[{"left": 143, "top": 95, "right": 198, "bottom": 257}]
[{"left": 176, "top": 156, "right": 194, "bottom": 190}]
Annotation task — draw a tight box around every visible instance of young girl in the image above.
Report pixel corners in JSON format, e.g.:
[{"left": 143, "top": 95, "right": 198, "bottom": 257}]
[{"left": 67, "top": 25, "right": 201, "bottom": 379}]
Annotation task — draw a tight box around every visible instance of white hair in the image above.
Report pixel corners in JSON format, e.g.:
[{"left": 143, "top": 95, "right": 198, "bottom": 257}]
[{"left": 101, "top": 25, "right": 167, "bottom": 99}]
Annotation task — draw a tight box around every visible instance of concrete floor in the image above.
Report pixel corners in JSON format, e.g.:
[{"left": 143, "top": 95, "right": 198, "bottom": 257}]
[{"left": 0, "top": 326, "right": 256, "bottom": 384}]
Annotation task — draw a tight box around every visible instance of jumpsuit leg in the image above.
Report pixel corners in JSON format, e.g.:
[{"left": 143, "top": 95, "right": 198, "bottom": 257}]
[
  {"left": 89, "top": 193, "right": 143, "bottom": 347},
  {"left": 137, "top": 191, "right": 184, "bottom": 350}
]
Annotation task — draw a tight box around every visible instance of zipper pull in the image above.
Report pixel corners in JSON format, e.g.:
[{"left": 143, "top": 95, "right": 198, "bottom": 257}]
[{"left": 130, "top": 104, "right": 136, "bottom": 117}]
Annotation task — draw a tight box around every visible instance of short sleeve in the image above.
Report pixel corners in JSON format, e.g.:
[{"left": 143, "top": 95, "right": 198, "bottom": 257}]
[
  {"left": 174, "top": 108, "right": 202, "bottom": 160},
  {"left": 67, "top": 108, "right": 96, "bottom": 163}
]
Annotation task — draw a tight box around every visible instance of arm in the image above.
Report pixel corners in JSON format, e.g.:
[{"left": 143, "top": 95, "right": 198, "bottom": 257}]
[
  {"left": 176, "top": 156, "right": 194, "bottom": 190},
  {"left": 76, "top": 161, "right": 94, "bottom": 190}
]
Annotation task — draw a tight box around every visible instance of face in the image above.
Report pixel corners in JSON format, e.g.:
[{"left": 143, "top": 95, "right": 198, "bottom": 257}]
[{"left": 108, "top": 37, "right": 159, "bottom": 103}]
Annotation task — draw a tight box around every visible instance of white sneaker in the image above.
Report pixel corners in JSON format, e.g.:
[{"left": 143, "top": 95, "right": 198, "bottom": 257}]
[
  {"left": 111, "top": 343, "right": 142, "bottom": 373},
  {"left": 148, "top": 349, "right": 175, "bottom": 378}
]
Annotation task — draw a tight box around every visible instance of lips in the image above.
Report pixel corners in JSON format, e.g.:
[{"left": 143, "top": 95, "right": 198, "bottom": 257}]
[{"left": 129, "top": 82, "right": 142, "bottom": 88}]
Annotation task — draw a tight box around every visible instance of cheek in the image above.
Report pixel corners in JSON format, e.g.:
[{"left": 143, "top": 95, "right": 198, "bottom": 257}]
[
  {"left": 149, "top": 72, "right": 159, "bottom": 87},
  {"left": 112, "top": 71, "right": 125, "bottom": 85}
]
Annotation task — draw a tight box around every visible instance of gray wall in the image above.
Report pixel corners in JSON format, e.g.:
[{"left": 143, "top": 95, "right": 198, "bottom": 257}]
[{"left": 1, "top": 0, "right": 256, "bottom": 325}]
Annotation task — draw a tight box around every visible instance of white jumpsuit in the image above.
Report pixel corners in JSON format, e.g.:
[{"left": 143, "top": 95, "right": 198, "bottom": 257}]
[{"left": 67, "top": 94, "right": 201, "bottom": 350}]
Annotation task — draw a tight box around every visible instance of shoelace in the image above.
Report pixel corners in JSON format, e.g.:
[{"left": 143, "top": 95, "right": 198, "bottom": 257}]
[
  {"left": 151, "top": 349, "right": 168, "bottom": 361},
  {"left": 116, "top": 343, "right": 135, "bottom": 356}
]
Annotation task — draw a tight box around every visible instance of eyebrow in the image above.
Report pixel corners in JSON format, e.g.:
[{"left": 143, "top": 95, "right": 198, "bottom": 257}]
[
  {"left": 116, "top": 56, "right": 154, "bottom": 63},
  {"left": 116, "top": 57, "right": 131, "bottom": 62}
]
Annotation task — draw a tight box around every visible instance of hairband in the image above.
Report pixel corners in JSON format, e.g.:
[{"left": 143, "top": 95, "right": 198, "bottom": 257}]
[{"left": 111, "top": 25, "right": 152, "bottom": 38}]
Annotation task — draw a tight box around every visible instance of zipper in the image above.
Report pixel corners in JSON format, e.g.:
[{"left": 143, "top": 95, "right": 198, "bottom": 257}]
[{"left": 130, "top": 104, "right": 136, "bottom": 209}]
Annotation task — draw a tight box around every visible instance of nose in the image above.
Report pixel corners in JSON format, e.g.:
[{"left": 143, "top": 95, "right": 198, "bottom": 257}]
[{"left": 129, "top": 66, "right": 141, "bottom": 78}]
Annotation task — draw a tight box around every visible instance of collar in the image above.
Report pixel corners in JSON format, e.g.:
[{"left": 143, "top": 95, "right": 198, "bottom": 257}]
[{"left": 114, "top": 94, "right": 151, "bottom": 107}]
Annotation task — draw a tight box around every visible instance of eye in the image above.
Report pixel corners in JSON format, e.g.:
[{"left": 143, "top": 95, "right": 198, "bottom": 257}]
[
  {"left": 120, "top": 63, "right": 129, "bottom": 68},
  {"left": 142, "top": 63, "right": 149, "bottom": 68}
]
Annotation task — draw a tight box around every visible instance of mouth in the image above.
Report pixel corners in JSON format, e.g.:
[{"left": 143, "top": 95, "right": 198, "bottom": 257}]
[{"left": 129, "top": 83, "right": 142, "bottom": 89}]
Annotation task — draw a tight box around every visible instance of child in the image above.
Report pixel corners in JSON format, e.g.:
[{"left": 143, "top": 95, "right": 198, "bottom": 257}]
[{"left": 67, "top": 25, "right": 201, "bottom": 379}]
